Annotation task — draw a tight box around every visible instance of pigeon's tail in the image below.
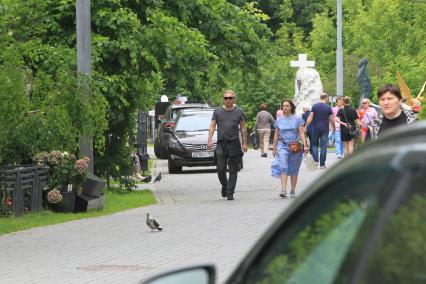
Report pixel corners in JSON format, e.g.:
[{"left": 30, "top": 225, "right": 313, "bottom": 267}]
[
  {"left": 143, "top": 175, "right": 152, "bottom": 183},
  {"left": 152, "top": 219, "right": 162, "bottom": 231}
]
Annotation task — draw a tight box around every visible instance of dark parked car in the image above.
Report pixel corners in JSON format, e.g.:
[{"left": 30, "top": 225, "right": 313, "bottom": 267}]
[
  {"left": 143, "top": 121, "right": 426, "bottom": 283},
  {"left": 166, "top": 109, "right": 217, "bottom": 174},
  {"left": 154, "top": 103, "right": 211, "bottom": 159}
]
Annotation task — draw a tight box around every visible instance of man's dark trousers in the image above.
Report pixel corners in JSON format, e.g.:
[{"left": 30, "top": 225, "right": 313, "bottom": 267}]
[
  {"left": 311, "top": 131, "right": 328, "bottom": 167},
  {"left": 215, "top": 141, "right": 241, "bottom": 195}
]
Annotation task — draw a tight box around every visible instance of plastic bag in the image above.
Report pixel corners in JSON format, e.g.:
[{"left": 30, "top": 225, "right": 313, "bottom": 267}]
[
  {"left": 250, "top": 132, "right": 259, "bottom": 149},
  {"left": 303, "top": 153, "right": 317, "bottom": 171},
  {"left": 328, "top": 131, "right": 335, "bottom": 147}
]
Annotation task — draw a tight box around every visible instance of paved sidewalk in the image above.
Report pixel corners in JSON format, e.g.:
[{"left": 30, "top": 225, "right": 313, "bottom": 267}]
[{"left": 0, "top": 148, "right": 339, "bottom": 284}]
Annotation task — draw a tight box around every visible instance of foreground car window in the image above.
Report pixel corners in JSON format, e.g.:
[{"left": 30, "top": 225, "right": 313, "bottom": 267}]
[
  {"left": 245, "top": 154, "right": 426, "bottom": 284},
  {"left": 344, "top": 154, "right": 426, "bottom": 283}
]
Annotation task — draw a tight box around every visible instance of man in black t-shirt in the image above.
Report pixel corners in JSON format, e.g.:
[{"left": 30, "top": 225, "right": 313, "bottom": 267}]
[{"left": 207, "top": 90, "right": 248, "bottom": 200}]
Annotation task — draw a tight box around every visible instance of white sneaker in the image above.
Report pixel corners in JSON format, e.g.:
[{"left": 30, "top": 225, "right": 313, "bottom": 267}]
[
  {"left": 290, "top": 192, "right": 296, "bottom": 198},
  {"left": 279, "top": 191, "right": 287, "bottom": 198}
]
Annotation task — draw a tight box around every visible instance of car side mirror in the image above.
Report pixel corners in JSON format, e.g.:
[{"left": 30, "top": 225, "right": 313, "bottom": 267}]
[{"left": 140, "top": 265, "right": 215, "bottom": 284}]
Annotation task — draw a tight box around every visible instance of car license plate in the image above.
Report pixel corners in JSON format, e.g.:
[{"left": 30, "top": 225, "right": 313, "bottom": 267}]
[{"left": 192, "top": 151, "right": 214, "bottom": 158}]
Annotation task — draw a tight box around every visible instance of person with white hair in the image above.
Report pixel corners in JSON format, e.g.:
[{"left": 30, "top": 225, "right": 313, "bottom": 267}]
[{"left": 358, "top": 98, "right": 377, "bottom": 143}]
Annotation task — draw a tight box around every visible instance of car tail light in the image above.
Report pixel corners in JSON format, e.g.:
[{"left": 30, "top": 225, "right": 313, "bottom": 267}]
[{"left": 165, "top": 121, "right": 175, "bottom": 128}]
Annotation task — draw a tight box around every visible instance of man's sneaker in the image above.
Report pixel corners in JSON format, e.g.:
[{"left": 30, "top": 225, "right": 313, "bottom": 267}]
[
  {"left": 221, "top": 187, "right": 227, "bottom": 198},
  {"left": 279, "top": 191, "right": 287, "bottom": 198},
  {"left": 290, "top": 191, "right": 296, "bottom": 198},
  {"left": 319, "top": 165, "right": 327, "bottom": 169},
  {"left": 227, "top": 193, "right": 234, "bottom": 200}
]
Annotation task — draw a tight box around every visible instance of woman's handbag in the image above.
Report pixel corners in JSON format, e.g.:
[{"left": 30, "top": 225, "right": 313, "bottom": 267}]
[
  {"left": 303, "top": 153, "right": 317, "bottom": 171},
  {"left": 348, "top": 124, "right": 360, "bottom": 138},
  {"left": 289, "top": 140, "right": 303, "bottom": 153},
  {"left": 342, "top": 107, "right": 359, "bottom": 139}
]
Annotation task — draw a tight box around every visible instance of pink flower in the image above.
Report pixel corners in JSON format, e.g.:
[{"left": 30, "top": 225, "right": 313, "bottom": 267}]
[
  {"left": 47, "top": 189, "right": 63, "bottom": 204},
  {"left": 75, "top": 158, "right": 89, "bottom": 175},
  {"left": 5, "top": 197, "right": 12, "bottom": 207}
]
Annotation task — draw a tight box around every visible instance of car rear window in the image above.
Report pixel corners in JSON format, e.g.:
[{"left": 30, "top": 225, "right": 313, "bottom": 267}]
[{"left": 175, "top": 112, "right": 212, "bottom": 131}]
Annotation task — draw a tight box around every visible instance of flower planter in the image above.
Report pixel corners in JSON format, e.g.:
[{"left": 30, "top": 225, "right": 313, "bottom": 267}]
[
  {"left": 75, "top": 193, "right": 104, "bottom": 213},
  {"left": 50, "top": 191, "right": 75, "bottom": 213},
  {"left": 82, "top": 172, "right": 105, "bottom": 197}
]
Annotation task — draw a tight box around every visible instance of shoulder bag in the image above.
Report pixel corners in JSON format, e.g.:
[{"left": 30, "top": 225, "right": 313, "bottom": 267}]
[
  {"left": 289, "top": 141, "right": 303, "bottom": 153},
  {"left": 342, "top": 107, "right": 359, "bottom": 138},
  {"left": 289, "top": 116, "right": 303, "bottom": 153}
]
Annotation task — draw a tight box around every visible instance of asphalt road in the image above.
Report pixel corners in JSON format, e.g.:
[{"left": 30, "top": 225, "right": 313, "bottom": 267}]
[{"left": 0, "top": 147, "right": 337, "bottom": 284}]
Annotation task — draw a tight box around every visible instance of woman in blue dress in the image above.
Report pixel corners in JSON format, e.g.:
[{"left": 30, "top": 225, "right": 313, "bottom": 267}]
[{"left": 272, "top": 100, "right": 309, "bottom": 198}]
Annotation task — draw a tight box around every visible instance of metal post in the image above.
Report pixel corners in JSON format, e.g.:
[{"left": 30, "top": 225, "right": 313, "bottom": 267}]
[
  {"left": 76, "top": 0, "right": 93, "bottom": 172},
  {"left": 336, "top": 0, "right": 344, "bottom": 97},
  {"left": 136, "top": 110, "right": 149, "bottom": 172},
  {"left": 137, "top": 110, "right": 148, "bottom": 155}
]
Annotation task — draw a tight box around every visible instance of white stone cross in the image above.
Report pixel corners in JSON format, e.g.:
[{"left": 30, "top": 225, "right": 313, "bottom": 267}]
[{"left": 290, "top": 54, "right": 315, "bottom": 68}]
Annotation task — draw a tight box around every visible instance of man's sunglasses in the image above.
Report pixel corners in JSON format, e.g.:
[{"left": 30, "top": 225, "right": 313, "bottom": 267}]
[{"left": 223, "top": 97, "right": 235, "bottom": 100}]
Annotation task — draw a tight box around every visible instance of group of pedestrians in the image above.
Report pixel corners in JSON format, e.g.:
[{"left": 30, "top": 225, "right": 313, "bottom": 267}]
[{"left": 207, "top": 84, "right": 417, "bottom": 201}]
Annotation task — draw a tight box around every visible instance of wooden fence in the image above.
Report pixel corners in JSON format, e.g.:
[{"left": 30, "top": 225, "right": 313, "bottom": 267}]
[{"left": 0, "top": 165, "right": 47, "bottom": 217}]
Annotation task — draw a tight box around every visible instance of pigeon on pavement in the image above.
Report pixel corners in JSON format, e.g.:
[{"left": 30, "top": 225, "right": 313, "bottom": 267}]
[
  {"left": 146, "top": 213, "right": 162, "bottom": 231},
  {"left": 153, "top": 172, "right": 162, "bottom": 183}
]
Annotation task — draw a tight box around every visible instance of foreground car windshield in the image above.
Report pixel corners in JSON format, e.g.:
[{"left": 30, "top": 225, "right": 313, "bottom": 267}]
[{"left": 175, "top": 112, "right": 212, "bottom": 131}]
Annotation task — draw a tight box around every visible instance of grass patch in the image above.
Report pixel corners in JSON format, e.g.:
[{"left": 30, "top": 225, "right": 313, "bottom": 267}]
[{"left": 0, "top": 188, "right": 156, "bottom": 236}]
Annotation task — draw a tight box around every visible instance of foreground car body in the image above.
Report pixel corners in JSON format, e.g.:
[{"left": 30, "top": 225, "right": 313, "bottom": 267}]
[
  {"left": 143, "top": 121, "right": 426, "bottom": 284},
  {"left": 167, "top": 109, "right": 217, "bottom": 174}
]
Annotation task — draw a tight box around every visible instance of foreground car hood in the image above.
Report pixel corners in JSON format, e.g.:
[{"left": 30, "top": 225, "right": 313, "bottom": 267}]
[{"left": 174, "top": 131, "right": 217, "bottom": 144}]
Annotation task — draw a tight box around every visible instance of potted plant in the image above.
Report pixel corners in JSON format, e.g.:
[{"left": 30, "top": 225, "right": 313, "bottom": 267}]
[{"left": 33, "top": 151, "right": 90, "bottom": 213}]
